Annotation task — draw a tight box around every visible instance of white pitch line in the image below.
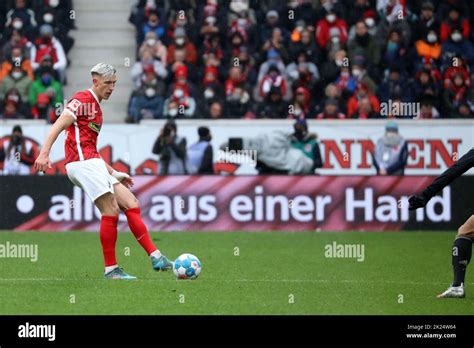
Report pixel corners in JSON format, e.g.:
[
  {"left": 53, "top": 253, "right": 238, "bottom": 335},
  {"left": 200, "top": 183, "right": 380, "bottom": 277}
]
[{"left": 0, "top": 278, "right": 457, "bottom": 285}]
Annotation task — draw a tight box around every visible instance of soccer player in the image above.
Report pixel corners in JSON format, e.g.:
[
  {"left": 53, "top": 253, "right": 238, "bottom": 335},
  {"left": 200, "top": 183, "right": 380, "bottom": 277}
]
[
  {"left": 34, "top": 63, "right": 173, "bottom": 279},
  {"left": 408, "top": 148, "right": 474, "bottom": 298}
]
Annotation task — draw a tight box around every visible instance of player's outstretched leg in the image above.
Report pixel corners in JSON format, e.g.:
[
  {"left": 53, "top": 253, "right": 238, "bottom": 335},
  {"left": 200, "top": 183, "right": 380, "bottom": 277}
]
[
  {"left": 114, "top": 183, "right": 173, "bottom": 271},
  {"left": 95, "top": 192, "right": 136, "bottom": 280},
  {"left": 438, "top": 215, "right": 474, "bottom": 298}
]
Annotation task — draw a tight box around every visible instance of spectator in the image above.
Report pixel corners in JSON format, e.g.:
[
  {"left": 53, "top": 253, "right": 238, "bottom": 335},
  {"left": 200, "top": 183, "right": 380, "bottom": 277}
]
[
  {"left": 373, "top": 121, "right": 408, "bottom": 176},
  {"left": 0, "top": 46, "right": 34, "bottom": 81},
  {"left": 257, "top": 49, "right": 286, "bottom": 88},
  {"left": 348, "top": 20, "right": 380, "bottom": 68},
  {"left": 36, "top": 2, "right": 75, "bottom": 54},
  {"left": 128, "top": 77, "right": 165, "bottom": 122},
  {"left": 377, "top": 66, "right": 413, "bottom": 103},
  {"left": 347, "top": 83, "right": 380, "bottom": 118},
  {"left": 152, "top": 120, "right": 187, "bottom": 175},
  {"left": 288, "top": 86, "right": 312, "bottom": 119},
  {"left": 418, "top": 99, "right": 440, "bottom": 119},
  {"left": 260, "top": 10, "right": 288, "bottom": 44},
  {"left": 186, "top": 126, "right": 214, "bottom": 174},
  {"left": 0, "top": 99, "right": 26, "bottom": 119},
  {"left": 441, "top": 28, "right": 474, "bottom": 66},
  {"left": 286, "top": 51, "right": 319, "bottom": 90},
  {"left": 443, "top": 72, "right": 468, "bottom": 116},
  {"left": 28, "top": 67, "right": 62, "bottom": 109},
  {"left": 31, "top": 92, "right": 55, "bottom": 122},
  {"left": 139, "top": 11, "right": 166, "bottom": 44},
  {"left": 138, "top": 31, "right": 167, "bottom": 64},
  {"left": 314, "top": 10, "right": 348, "bottom": 50},
  {"left": 256, "top": 86, "right": 288, "bottom": 119},
  {"left": 5, "top": 0, "right": 37, "bottom": 34},
  {"left": 415, "top": 29, "right": 442, "bottom": 62},
  {"left": 289, "top": 119, "right": 323, "bottom": 173},
  {"left": 0, "top": 65, "right": 32, "bottom": 102},
  {"left": 0, "top": 125, "right": 36, "bottom": 175},
  {"left": 290, "top": 27, "right": 321, "bottom": 64},
  {"left": 30, "top": 24, "right": 67, "bottom": 83},
  {"left": 131, "top": 50, "right": 167, "bottom": 89},
  {"left": 208, "top": 101, "right": 224, "bottom": 119},
  {"left": 1, "top": 88, "right": 30, "bottom": 118},
  {"left": 382, "top": 29, "right": 409, "bottom": 72},
  {"left": 351, "top": 55, "right": 376, "bottom": 94},
  {"left": 320, "top": 49, "right": 348, "bottom": 86},
  {"left": 334, "top": 65, "right": 357, "bottom": 98},
  {"left": 316, "top": 98, "right": 347, "bottom": 119},
  {"left": 258, "top": 65, "right": 289, "bottom": 101},
  {"left": 167, "top": 26, "right": 198, "bottom": 66},
  {"left": 261, "top": 27, "right": 290, "bottom": 63},
  {"left": 413, "top": 68, "right": 440, "bottom": 107},
  {"left": 440, "top": 6, "right": 470, "bottom": 43},
  {"left": 225, "top": 85, "right": 251, "bottom": 118},
  {"left": 1, "top": 29, "right": 34, "bottom": 61},
  {"left": 454, "top": 102, "right": 473, "bottom": 118},
  {"left": 411, "top": 1, "right": 439, "bottom": 42}
]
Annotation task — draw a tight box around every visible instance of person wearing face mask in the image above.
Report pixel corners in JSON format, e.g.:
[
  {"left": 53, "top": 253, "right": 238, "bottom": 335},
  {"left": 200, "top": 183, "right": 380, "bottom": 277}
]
[
  {"left": 28, "top": 67, "right": 63, "bottom": 108},
  {"left": 0, "top": 46, "right": 34, "bottom": 81},
  {"left": 138, "top": 31, "right": 168, "bottom": 65},
  {"left": 289, "top": 119, "right": 323, "bottom": 174},
  {"left": 0, "top": 125, "right": 37, "bottom": 175},
  {"left": 128, "top": 80, "right": 164, "bottom": 123},
  {"left": 5, "top": 0, "right": 37, "bottom": 31},
  {"left": 37, "top": 4, "right": 75, "bottom": 55},
  {"left": 373, "top": 121, "right": 408, "bottom": 176},
  {"left": 441, "top": 28, "right": 474, "bottom": 65},
  {"left": 167, "top": 26, "right": 198, "bottom": 65},
  {"left": 30, "top": 24, "right": 67, "bottom": 83},
  {"left": 350, "top": 55, "right": 376, "bottom": 94},
  {"left": 0, "top": 66, "right": 32, "bottom": 102},
  {"left": 314, "top": 10, "right": 348, "bottom": 50},
  {"left": 440, "top": 7, "right": 470, "bottom": 43},
  {"left": 141, "top": 11, "right": 165, "bottom": 44},
  {"left": 412, "top": 1, "right": 440, "bottom": 42},
  {"left": 186, "top": 126, "right": 214, "bottom": 174},
  {"left": 415, "top": 29, "right": 441, "bottom": 61}
]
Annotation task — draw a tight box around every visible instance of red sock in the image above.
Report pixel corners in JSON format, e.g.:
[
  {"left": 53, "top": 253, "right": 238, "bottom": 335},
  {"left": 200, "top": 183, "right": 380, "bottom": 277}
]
[
  {"left": 100, "top": 215, "right": 118, "bottom": 267},
  {"left": 125, "top": 207, "right": 157, "bottom": 255}
]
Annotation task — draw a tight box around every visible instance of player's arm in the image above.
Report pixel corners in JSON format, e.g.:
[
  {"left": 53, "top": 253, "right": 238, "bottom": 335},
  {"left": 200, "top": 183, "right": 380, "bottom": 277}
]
[
  {"left": 409, "top": 148, "right": 474, "bottom": 210},
  {"left": 34, "top": 111, "right": 75, "bottom": 172}
]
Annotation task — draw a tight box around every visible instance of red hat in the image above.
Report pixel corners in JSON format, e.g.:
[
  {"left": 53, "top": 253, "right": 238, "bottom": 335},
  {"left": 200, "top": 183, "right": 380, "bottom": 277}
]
[
  {"left": 37, "top": 93, "right": 50, "bottom": 105},
  {"left": 175, "top": 65, "right": 188, "bottom": 79}
]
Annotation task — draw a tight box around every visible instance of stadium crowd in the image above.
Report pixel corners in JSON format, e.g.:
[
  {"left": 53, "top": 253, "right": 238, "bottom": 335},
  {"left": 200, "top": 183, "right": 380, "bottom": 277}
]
[
  {"left": 0, "top": 0, "right": 75, "bottom": 122},
  {"left": 126, "top": 0, "right": 474, "bottom": 121},
  {"left": 1, "top": 0, "right": 474, "bottom": 122}
]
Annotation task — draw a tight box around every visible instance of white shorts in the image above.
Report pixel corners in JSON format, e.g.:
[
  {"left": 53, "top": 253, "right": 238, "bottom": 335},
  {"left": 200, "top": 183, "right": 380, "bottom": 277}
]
[{"left": 65, "top": 158, "right": 119, "bottom": 202}]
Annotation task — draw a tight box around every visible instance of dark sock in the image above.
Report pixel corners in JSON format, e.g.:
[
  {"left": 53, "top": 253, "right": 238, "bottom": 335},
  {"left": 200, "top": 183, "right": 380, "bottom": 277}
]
[{"left": 452, "top": 237, "right": 472, "bottom": 286}]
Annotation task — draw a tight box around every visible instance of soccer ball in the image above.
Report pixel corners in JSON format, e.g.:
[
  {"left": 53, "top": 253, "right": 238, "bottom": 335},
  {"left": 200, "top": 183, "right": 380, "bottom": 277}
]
[{"left": 173, "top": 253, "right": 202, "bottom": 280}]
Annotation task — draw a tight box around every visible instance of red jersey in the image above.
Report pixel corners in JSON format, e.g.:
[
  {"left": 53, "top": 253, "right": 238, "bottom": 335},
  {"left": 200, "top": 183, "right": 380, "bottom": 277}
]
[{"left": 63, "top": 89, "right": 103, "bottom": 164}]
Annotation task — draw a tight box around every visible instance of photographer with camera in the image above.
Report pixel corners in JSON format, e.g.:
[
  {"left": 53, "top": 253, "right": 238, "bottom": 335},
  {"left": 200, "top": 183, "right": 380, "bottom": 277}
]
[
  {"left": 0, "top": 125, "right": 37, "bottom": 175},
  {"left": 152, "top": 120, "right": 187, "bottom": 175}
]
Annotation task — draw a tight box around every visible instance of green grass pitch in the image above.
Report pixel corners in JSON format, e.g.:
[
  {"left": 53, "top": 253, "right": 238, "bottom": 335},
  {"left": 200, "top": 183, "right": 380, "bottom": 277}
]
[{"left": 0, "top": 231, "right": 472, "bottom": 315}]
